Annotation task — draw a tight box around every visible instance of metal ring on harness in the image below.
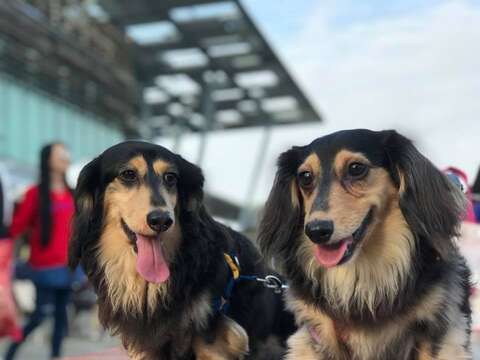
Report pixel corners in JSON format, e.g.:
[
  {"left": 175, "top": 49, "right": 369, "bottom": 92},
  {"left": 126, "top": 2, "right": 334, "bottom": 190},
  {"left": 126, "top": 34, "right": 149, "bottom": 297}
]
[
  {"left": 256, "top": 275, "right": 289, "bottom": 294},
  {"left": 215, "top": 254, "right": 289, "bottom": 315}
]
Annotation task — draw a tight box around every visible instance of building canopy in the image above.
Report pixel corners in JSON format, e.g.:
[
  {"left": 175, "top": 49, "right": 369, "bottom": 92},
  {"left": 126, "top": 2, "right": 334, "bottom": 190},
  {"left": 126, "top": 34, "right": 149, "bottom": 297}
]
[{"left": 99, "top": 0, "right": 321, "bottom": 135}]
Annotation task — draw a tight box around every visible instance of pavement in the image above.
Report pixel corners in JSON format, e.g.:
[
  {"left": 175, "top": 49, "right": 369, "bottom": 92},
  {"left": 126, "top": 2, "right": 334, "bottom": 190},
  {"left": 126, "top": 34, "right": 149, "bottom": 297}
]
[
  {"left": 0, "top": 328, "right": 479, "bottom": 359},
  {"left": 0, "top": 309, "right": 120, "bottom": 360},
  {"left": 0, "top": 333, "right": 119, "bottom": 359}
]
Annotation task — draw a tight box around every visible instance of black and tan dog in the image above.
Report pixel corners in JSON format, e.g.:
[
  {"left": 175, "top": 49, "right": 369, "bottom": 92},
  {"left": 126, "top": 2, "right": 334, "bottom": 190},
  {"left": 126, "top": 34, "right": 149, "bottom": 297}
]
[
  {"left": 68, "top": 141, "right": 295, "bottom": 360},
  {"left": 258, "top": 129, "right": 471, "bottom": 360}
]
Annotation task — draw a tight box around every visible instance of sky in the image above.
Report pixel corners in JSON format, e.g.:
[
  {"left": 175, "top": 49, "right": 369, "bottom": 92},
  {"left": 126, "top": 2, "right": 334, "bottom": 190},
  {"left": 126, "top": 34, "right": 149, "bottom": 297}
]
[{"left": 158, "top": 0, "right": 480, "bottom": 207}]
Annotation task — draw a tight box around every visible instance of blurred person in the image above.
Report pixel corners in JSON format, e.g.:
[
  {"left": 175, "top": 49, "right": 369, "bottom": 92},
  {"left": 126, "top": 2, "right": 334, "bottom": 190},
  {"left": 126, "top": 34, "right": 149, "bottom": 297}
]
[
  {"left": 0, "top": 166, "right": 21, "bottom": 341},
  {"left": 472, "top": 167, "right": 480, "bottom": 222},
  {"left": 444, "top": 166, "right": 476, "bottom": 223},
  {"left": 3, "top": 143, "right": 74, "bottom": 360}
]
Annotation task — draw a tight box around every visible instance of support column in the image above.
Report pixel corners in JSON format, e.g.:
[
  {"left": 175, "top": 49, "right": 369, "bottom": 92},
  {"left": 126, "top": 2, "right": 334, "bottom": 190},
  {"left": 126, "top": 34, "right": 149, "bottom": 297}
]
[
  {"left": 172, "top": 122, "right": 184, "bottom": 153},
  {"left": 197, "top": 78, "right": 215, "bottom": 166},
  {"left": 239, "top": 125, "right": 272, "bottom": 230}
]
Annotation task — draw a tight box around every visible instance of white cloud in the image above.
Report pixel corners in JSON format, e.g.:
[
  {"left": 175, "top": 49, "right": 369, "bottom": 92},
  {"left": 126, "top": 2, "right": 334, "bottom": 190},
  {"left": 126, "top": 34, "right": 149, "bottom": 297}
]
[
  {"left": 284, "top": 0, "right": 480, "bottom": 174},
  {"left": 159, "top": 1, "right": 480, "bottom": 207}
]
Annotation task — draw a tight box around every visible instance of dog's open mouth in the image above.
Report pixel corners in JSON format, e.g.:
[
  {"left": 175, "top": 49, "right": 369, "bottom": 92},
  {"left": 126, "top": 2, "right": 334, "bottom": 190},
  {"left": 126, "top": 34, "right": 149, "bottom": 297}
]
[
  {"left": 313, "top": 208, "right": 374, "bottom": 268},
  {"left": 121, "top": 219, "right": 170, "bottom": 284}
]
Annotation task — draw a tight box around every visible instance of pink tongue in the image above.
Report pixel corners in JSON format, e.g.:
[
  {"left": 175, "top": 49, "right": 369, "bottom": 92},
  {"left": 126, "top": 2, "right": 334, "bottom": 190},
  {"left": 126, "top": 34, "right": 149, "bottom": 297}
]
[
  {"left": 313, "top": 238, "right": 351, "bottom": 268},
  {"left": 135, "top": 234, "right": 170, "bottom": 284}
]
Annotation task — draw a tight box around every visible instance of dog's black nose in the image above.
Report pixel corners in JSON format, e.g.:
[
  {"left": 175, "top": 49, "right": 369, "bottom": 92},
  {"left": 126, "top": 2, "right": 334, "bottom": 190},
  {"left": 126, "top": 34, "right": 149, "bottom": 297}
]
[
  {"left": 147, "top": 210, "right": 173, "bottom": 233},
  {"left": 305, "top": 220, "right": 334, "bottom": 244}
]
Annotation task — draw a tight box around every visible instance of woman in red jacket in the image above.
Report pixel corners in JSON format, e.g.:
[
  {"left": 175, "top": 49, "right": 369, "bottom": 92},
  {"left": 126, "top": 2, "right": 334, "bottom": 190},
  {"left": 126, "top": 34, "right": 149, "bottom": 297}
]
[{"left": 4, "top": 143, "right": 74, "bottom": 360}]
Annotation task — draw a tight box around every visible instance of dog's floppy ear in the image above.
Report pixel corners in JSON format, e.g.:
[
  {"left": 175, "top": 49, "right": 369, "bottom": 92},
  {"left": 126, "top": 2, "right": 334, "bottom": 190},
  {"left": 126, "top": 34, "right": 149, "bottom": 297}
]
[
  {"left": 258, "top": 146, "right": 304, "bottom": 267},
  {"left": 68, "top": 156, "right": 102, "bottom": 269},
  {"left": 382, "top": 130, "right": 466, "bottom": 259},
  {"left": 176, "top": 155, "right": 204, "bottom": 212}
]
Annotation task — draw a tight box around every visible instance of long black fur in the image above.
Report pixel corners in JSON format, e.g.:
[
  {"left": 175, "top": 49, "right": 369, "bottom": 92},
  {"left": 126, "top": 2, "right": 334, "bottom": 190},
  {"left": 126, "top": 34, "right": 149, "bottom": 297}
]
[
  {"left": 69, "top": 141, "right": 295, "bottom": 360},
  {"left": 382, "top": 130, "right": 466, "bottom": 259},
  {"left": 258, "top": 129, "right": 472, "bottom": 358}
]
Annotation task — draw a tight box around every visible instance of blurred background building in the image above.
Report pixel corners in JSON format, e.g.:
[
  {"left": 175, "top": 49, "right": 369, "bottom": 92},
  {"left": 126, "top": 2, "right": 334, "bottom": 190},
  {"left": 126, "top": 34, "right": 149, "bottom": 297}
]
[
  {"left": 0, "top": 1, "right": 322, "bottom": 357},
  {"left": 0, "top": 0, "right": 320, "bottom": 228}
]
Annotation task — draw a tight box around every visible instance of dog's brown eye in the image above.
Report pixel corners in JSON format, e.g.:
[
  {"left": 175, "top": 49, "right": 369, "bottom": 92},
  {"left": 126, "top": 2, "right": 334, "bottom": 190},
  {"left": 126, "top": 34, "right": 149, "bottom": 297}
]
[
  {"left": 164, "top": 173, "right": 178, "bottom": 187},
  {"left": 347, "top": 162, "right": 368, "bottom": 179},
  {"left": 298, "top": 171, "right": 314, "bottom": 188},
  {"left": 119, "top": 169, "right": 137, "bottom": 182}
]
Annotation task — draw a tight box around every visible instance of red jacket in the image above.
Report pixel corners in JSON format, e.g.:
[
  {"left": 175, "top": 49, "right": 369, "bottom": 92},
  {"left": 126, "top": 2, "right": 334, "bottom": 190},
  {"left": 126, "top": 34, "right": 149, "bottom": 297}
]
[{"left": 9, "top": 186, "right": 74, "bottom": 269}]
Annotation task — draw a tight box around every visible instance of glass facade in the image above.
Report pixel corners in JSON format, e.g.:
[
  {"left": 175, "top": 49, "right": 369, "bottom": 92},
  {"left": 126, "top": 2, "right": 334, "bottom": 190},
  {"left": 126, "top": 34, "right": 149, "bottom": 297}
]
[{"left": 0, "top": 74, "right": 124, "bottom": 167}]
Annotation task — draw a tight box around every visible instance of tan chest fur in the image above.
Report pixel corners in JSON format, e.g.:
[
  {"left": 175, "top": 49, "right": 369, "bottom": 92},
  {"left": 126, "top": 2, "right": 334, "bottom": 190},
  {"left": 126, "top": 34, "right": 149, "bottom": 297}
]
[{"left": 285, "top": 285, "right": 469, "bottom": 360}]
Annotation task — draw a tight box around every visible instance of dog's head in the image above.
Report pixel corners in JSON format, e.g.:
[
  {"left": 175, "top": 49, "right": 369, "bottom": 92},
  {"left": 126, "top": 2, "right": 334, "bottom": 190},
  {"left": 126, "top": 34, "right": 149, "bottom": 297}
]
[
  {"left": 259, "top": 129, "right": 465, "bottom": 276},
  {"left": 69, "top": 141, "right": 204, "bottom": 289}
]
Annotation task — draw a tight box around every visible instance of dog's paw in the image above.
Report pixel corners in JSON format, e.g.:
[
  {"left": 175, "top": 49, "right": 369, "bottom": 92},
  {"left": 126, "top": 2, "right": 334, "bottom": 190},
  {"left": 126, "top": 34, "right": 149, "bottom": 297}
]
[{"left": 194, "top": 316, "right": 249, "bottom": 360}]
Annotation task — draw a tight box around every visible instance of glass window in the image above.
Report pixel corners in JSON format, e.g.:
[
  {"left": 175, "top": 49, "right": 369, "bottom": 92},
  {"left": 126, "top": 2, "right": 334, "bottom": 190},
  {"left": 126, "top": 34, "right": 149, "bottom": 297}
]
[{"left": 1, "top": 77, "right": 125, "bottom": 167}]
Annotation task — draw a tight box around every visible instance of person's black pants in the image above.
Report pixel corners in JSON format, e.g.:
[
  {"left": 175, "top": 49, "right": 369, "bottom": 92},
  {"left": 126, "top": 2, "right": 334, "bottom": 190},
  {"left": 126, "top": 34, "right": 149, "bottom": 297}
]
[{"left": 4, "top": 284, "right": 71, "bottom": 359}]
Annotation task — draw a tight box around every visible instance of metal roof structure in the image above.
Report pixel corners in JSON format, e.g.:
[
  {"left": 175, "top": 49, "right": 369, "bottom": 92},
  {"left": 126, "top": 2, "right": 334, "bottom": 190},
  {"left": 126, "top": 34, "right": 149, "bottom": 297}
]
[
  {"left": 0, "top": 0, "right": 321, "bottom": 137},
  {"left": 99, "top": 0, "right": 322, "bottom": 135}
]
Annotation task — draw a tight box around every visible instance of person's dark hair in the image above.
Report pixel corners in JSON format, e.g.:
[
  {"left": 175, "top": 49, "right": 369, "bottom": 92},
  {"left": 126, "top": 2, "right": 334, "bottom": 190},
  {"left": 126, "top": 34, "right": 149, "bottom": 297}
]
[
  {"left": 472, "top": 167, "right": 480, "bottom": 195},
  {"left": 39, "top": 143, "right": 70, "bottom": 247}
]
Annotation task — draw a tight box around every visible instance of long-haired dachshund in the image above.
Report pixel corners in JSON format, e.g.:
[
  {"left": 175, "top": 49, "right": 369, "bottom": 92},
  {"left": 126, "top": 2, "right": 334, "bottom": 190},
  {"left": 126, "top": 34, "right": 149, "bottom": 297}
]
[
  {"left": 258, "top": 129, "right": 471, "bottom": 360},
  {"left": 68, "top": 141, "right": 295, "bottom": 360}
]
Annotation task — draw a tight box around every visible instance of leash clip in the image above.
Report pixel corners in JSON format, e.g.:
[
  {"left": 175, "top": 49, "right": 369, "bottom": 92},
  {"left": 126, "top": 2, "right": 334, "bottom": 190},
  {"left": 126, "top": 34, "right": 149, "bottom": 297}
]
[{"left": 257, "top": 275, "right": 288, "bottom": 294}]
